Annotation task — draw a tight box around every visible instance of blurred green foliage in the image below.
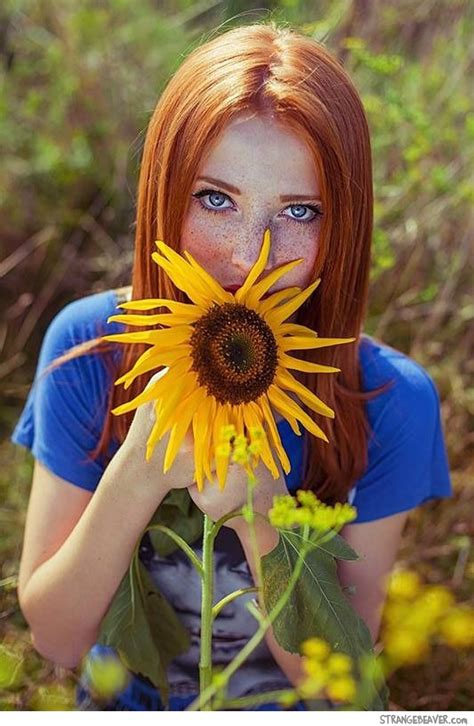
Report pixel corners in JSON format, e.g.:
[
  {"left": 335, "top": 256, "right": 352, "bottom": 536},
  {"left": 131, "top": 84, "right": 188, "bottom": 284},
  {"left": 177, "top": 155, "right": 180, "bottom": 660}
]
[{"left": 1, "top": 0, "right": 472, "bottom": 711}]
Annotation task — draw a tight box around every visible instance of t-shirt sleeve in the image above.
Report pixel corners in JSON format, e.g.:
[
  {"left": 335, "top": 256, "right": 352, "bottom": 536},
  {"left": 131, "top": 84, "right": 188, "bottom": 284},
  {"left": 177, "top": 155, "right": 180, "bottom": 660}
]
[
  {"left": 10, "top": 296, "right": 118, "bottom": 492},
  {"left": 351, "top": 356, "right": 453, "bottom": 523}
]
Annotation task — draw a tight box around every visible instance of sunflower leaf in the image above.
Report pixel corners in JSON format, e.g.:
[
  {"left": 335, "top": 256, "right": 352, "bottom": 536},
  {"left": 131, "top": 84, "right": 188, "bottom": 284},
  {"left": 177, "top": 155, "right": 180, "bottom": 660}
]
[
  {"left": 147, "top": 488, "right": 204, "bottom": 556},
  {"left": 261, "top": 529, "right": 389, "bottom": 710},
  {"left": 96, "top": 489, "right": 203, "bottom": 706},
  {"left": 96, "top": 555, "right": 191, "bottom": 708}
]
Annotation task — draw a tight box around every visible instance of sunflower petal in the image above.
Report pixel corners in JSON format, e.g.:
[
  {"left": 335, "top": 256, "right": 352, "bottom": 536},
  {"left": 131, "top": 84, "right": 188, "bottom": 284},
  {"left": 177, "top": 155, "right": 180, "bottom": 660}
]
[
  {"left": 265, "top": 278, "right": 321, "bottom": 327},
  {"left": 276, "top": 368, "right": 335, "bottom": 418},
  {"left": 147, "top": 371, "right": 198, "bottom": 443},
  {"left": 280, "top": 336, "right": 356, "bottom": 352},
  {"left": 117, "top": 298, "right": 206, "bottom": 315},
  {"left": 154, "top": 240, "right": 202, "bottom": 288},
  {"left": 163, "top": 386, "right": 206, "bottom": 473},
  {"left": 111, "top": 372, "right": 169, "bottom": 415},
  {"left": 107, "top": 310, "right": 201, "bottom": 326},
  {"left": 244, "top": 402, "right": 280, "bottom": 479},
  {"left": 258, "top": 394, "right": 292, "bottom": 474},
  {"left": 146, "top": 400, "right": 165, "bottom": 462},
  {"left": 151, "top": 253, "right": 210, "bottom": 307},
  {"left": 278, "top": 322, "right": 319, "bottom": 337},
  {"left": 267, "top": 384, "right": 329, "bottom": 443},
  {"left": 205, "top": 396, "right": 218, "bottom": 486},
  {"left": 258, "top": 287, "right": 301, "bottom": 315},
  {"left": 118, "top": 347, "right": 191, "bottom": 390},
  {"left": 245, "top": 260, "right": 304, "bottom": 309},
  {"left": 278, "top": 352, "right": 340, "bottom": 374},
  {"left": 182, "top": 249, "right": 234, "bottom": 305},
  {"left": 235, "top": 228, "right": 271, "bottom": 304},
  {"left": 101, "top": 325, "right": 193, "bottom": 346},
  {"left": 192, "top": 395, "right": 215, "bottom": 491},
  {"left": 213, "top": 404, "right": 230, "bottom": 491}
]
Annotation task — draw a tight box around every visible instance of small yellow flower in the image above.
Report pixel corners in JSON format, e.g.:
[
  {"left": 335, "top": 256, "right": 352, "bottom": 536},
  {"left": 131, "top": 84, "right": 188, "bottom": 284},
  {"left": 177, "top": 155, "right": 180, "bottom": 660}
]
[
  {"left": 301, "top": 637, "right": 331, "bottom": 660},
  {"left": 268, "top": 492, "right": 356, "bottom": 531},
  {"left": 325, "top": 675, "right": 357, "bottom": 703},
  {"left": 383, "top": 631, "right": 429, "bottom": 666},
  {"left": 298, "top": 674, "right": 327, "bottom": 699},
  {"left": 416, "top": 585, "right": 455, "bottom": 619},
  {"left": 86, "top": 653, "right": 130, "bottom": 700},
  {"left": 216, "top": 442, "right": 231, "bottom": 457},
  {"left": 386, "top": 570, "right": 421, "bottom": 600},
  {"left": 326, "top": 652, "right": 353, "bottom": 676},
  {"left": 302, "top": 659, "right": 328, "bottom": 682},
  {"left": 231, "top": 447, "right": 248, "bottom": 465},
  {"left": 438, "top": 607, "right": 474, "bottom": 649},
  {"left": 296, "top": 490, "right": 321, "bottom": 508},
  {"left": 219, "top": 423, "right": 237, "bottom": 442},
  {"left": 279, "top": 691, "right": 298, "bottom": 707}
]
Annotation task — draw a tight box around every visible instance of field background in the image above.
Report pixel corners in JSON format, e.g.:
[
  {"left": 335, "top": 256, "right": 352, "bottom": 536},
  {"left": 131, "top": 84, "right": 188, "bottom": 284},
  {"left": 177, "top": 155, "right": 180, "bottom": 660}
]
[{"left": 1, "top": 0, "right": 472, "bottom": 711}]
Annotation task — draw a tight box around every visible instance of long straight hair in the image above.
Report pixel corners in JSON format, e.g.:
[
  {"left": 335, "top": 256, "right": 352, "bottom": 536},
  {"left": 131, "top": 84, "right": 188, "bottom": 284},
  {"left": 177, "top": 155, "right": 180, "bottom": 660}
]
[{"left": 37, "top": 21, "right": 392, "bottom": 504}]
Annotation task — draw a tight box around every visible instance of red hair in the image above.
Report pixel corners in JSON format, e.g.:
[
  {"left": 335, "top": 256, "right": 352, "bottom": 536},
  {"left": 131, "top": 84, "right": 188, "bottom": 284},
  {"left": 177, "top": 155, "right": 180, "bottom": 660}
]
[{"left": 39, "top": 21, "right": 392, "bottom": 504}]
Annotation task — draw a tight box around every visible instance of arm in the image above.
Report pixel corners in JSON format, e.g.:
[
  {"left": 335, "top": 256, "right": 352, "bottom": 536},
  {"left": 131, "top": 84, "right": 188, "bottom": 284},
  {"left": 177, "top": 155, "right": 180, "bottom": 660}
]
[
  {"left": 19, "top": 370, "right": 197, "bottom": 670},
  {"left": 234, "top": 517, "right": 306, "bottom": 686},
  {"left": 336, "top": 510, "right": 410, "bottom": 646},
  {"left": 19, "top": 451, "right": 170, "bottom": 669}
]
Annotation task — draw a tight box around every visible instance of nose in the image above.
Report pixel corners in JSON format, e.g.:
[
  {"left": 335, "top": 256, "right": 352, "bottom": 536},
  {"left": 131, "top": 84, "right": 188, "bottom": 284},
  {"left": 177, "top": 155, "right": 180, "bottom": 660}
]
[{"left": 230, "top": 226, "right": 276, "bottom": 278}]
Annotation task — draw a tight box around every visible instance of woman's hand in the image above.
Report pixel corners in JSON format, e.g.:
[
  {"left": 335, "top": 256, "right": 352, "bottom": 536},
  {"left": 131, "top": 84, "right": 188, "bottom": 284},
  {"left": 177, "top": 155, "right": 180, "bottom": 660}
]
[
  {"left": 118, "top": 368, "right": 195, "bottom": 501},
  {"left": 187, "top": 456, "right": 290, "bottom": 530}
]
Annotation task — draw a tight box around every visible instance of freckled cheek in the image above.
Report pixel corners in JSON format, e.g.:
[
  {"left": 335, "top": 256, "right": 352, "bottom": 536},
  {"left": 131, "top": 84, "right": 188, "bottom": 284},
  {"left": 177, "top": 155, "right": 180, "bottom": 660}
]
[
  {"left": 273, "top": 235, "right": 319, "bottom": 287},
  {"left": 184, "top": 235, "right": 231, "bottom": 271},
  {"left": 181, "top": 211, "right": 235, "bottom": 264}
]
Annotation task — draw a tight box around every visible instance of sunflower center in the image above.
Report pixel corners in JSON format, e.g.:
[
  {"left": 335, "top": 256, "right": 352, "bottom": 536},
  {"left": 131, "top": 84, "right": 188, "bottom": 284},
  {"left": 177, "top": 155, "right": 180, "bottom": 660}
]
[{"left": 190, "top": 302, "right": 278, "bottom": 405}]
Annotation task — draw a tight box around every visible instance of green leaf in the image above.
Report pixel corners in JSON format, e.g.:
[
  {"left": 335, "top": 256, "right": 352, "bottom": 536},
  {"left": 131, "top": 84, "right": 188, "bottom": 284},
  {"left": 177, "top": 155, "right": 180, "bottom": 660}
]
[
  {"left": 147, "top": 488, "right": 204, "bottom": 556},
  {"left": 97, "top": 555, "right": 191, "bottom": 707},
  {"left": 261, "top": 529, "right": 389, "bottom": 710}
]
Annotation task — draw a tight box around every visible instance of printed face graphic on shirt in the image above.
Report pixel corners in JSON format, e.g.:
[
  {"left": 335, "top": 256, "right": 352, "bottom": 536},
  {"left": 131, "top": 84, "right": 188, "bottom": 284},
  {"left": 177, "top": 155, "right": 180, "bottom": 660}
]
[
  {"left": 145, "top": 526, "right": 289, "bottom": 695},
  {"left": 181, "top": 113, "right": 323, "bottom": 324}
]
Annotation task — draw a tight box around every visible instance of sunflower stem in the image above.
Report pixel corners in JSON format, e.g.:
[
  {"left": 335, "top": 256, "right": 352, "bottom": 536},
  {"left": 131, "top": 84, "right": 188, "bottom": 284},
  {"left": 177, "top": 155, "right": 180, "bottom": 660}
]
[
  {"left": 188, "top": 523, "right": 312, "bottom": 711},
  {"left": 211, "top": 586, "right": 258, "bottom": 619},
  {"left": 199, "top": 513, "right": 216, "bottom": 709},
  {"left": 144, "top": 524, "right": 204, "bottom": 577}
]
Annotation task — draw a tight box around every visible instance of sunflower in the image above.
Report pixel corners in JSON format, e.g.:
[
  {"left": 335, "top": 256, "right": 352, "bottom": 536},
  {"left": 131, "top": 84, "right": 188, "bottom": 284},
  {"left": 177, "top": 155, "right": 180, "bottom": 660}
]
[{"left": 101, "top": 228, "right": 355, "bottom": 491}]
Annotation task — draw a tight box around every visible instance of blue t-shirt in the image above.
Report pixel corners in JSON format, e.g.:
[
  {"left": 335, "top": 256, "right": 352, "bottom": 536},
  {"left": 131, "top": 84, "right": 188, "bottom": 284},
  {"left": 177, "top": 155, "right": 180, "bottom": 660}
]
[{"left": 11, "top": 289, "right": 453, "bottom": 710}]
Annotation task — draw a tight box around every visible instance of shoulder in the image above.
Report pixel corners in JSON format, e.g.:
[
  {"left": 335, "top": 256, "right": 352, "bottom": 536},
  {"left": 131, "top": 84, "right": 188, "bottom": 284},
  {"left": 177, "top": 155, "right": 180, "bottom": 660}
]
[
  {"left": 41, "top": 289, "right": 126, "bottom": 360},
  {"left": 48, "top": 289, "right": 120, "bottom": 342},
  {"left": 358, "top": 333, "right": 440, "bottom": 427},
  {"left": 349, "top": 334, "right": 452, "bottom": 523}
]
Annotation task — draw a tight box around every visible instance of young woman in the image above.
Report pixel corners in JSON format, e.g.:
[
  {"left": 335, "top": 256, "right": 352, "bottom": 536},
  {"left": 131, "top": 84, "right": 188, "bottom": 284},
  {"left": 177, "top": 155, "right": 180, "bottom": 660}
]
[{"left": 11, "top": 21, "right": 452, "bottom": 711}]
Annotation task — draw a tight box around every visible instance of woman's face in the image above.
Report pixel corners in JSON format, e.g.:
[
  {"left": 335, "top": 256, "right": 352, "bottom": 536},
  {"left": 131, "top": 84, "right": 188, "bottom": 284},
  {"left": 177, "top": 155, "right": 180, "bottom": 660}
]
[{"left": 181, "top": 113, "right": 323, "bottom": 303}]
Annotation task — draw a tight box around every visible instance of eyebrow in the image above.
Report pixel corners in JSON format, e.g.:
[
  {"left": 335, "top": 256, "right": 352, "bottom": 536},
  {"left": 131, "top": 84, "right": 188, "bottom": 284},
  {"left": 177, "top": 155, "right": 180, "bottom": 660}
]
[{"left": 196, "top": 175, "right": 321, "bottom": 202}]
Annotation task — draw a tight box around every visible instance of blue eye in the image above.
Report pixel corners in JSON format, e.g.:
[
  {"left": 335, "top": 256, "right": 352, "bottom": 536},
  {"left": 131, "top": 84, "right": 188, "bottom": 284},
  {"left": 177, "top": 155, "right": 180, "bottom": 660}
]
[
  {"left": 282, "top": 204, "right": 324, "bottom": 223},
  {"left": 192, "top": 188, "right": 233, "bottom": 214},
  {"left": 192, "top": 188, "right": 324, "bottom": 223}
]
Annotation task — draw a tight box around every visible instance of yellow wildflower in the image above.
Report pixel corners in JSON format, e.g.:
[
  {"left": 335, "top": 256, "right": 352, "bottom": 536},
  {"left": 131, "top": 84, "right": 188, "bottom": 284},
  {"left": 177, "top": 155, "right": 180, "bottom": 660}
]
[
  {"left": 325, "top": 675, "right": 357, "bottom": 703},
  {"left": 326, "top": 652, "right": 353, "bottom": 676},
  {"left": 383, "top": 630, "right": 429, "bottom": 666},
  {"left": 301, "top": 637, "right": 331, "bottom": 660},
  {"left": 438, "top": 607, "right": 474, "bottom": 649},
  {"left": 416, "top": 585, "right": 455, "bottom": 620},
  {"left": 385, "top": 569, "right": 421, "bottom": 600}
]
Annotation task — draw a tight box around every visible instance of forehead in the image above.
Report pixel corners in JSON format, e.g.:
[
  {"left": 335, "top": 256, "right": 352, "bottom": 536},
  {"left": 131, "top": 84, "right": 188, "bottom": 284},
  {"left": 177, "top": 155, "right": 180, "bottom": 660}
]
[{"left": 197, "top": 114, "right": 320, "bottom": 196}]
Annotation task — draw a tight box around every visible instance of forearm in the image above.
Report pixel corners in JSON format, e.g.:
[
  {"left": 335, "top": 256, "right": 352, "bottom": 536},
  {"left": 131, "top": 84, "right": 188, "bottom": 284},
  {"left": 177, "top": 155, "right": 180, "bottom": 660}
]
[
  {"left": 233, "top": 516, "right": 306, "bottom": 688},
  {"left": 19, "top": 451, "right": 168, "bottom": 669}
]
